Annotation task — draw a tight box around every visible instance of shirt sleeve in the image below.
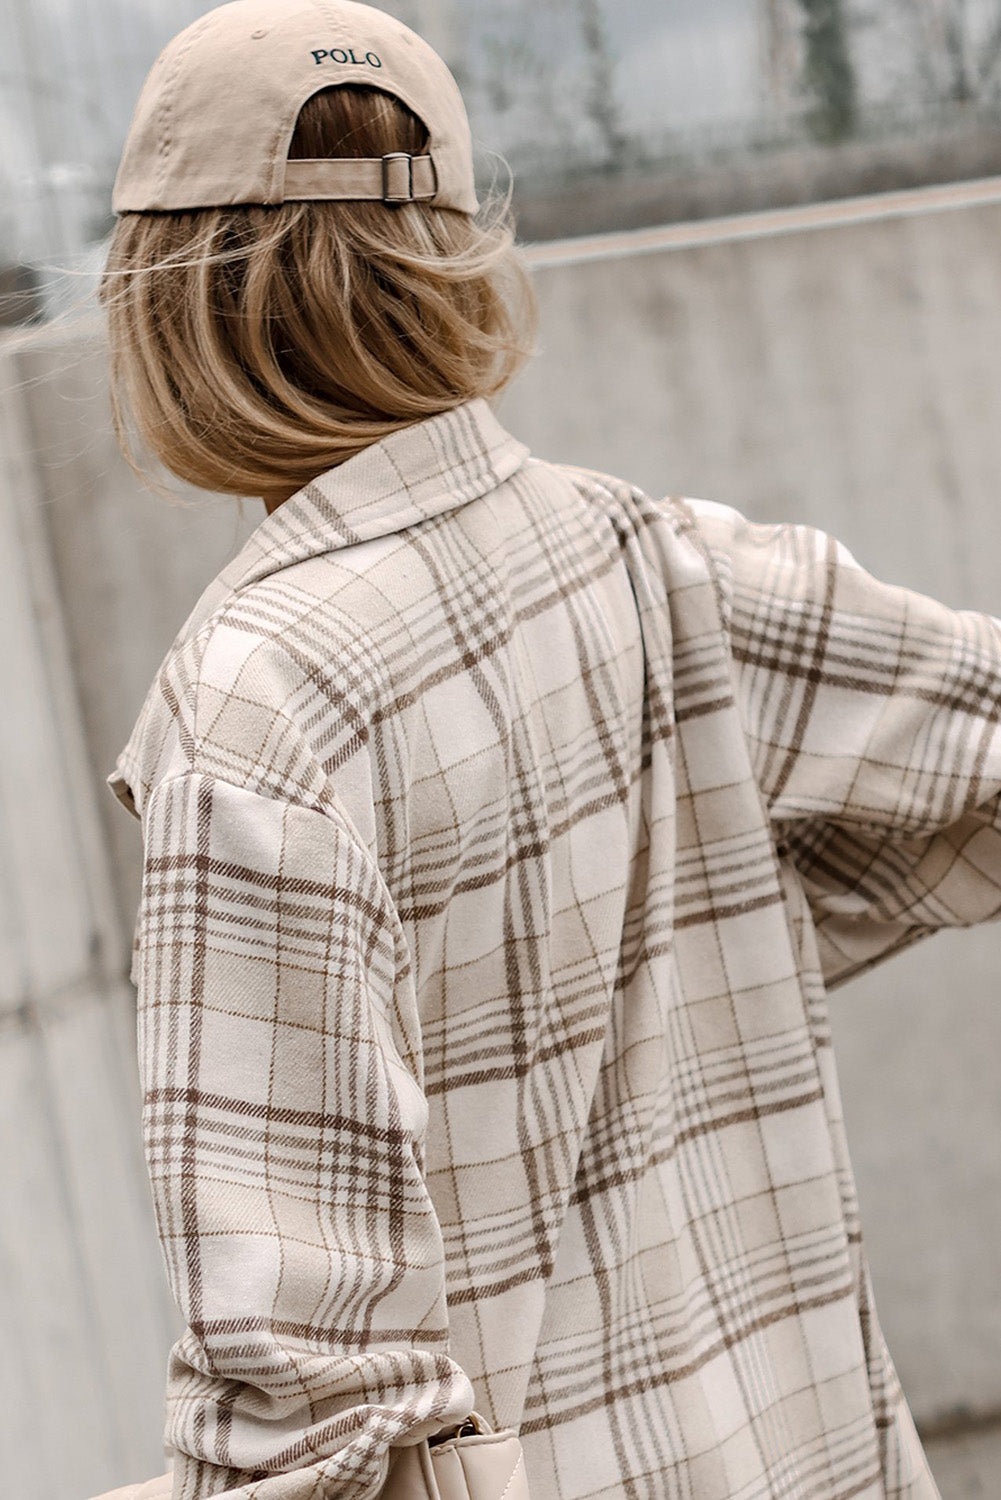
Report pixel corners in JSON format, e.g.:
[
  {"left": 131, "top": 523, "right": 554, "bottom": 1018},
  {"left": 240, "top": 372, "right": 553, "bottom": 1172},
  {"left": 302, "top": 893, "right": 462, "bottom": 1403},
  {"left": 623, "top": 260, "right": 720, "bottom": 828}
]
[
  {"left": 134, "top": 770, "right": 475, "bottom": 1500},
  {"left": 684, "top": 497, "right": 1001, "bottom": 991}
]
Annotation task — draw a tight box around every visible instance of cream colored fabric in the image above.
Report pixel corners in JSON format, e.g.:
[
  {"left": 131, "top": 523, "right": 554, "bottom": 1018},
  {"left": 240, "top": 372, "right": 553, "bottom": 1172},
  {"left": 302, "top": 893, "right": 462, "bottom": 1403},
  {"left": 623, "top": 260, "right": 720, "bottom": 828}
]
[
  {"left": 105, "top": 398, "right": 980, "bottom": 1498},
  {"left": 113, "top": 0, "right": 478, "bottom": 213}
]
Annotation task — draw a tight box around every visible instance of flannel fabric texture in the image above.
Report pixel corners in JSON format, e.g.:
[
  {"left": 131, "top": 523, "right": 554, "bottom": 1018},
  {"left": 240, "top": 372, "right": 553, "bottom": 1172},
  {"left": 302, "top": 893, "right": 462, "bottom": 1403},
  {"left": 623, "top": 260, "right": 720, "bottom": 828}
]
[{"left": 109, "top": 397, "right": 995, "bottom": 1499}]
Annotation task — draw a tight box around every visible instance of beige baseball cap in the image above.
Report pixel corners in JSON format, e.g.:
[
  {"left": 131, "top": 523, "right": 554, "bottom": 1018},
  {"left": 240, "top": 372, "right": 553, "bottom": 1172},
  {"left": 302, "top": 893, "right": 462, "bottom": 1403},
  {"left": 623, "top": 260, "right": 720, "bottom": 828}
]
[{"left": 113, "top": 0, "right": 479, "bottom": 215}]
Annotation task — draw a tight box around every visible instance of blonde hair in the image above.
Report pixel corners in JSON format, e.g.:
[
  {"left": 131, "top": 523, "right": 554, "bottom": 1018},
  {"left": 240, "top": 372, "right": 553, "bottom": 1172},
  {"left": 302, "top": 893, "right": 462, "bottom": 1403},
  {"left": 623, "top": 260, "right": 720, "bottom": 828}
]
[{"left": 100, "top": 85, "right": 538, "bottom": 503}]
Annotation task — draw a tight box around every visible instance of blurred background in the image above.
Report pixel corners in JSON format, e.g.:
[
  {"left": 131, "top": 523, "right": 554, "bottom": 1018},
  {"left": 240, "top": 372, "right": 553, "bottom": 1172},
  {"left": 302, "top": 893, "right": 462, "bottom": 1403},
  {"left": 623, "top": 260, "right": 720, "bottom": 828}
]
[
  {"left": 2, "top": 2, "right": 1001, "bottom": 1497},
  {"left": 9, "top": 0, "right": 1001, "bottom": 290}
]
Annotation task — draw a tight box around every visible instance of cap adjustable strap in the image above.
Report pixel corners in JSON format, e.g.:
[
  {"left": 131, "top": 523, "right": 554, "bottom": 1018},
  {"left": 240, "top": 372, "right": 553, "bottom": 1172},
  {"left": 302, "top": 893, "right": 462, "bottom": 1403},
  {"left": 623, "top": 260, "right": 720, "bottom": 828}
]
[{"left": 282, "top": 152, "right": 437, "bottom": 203}]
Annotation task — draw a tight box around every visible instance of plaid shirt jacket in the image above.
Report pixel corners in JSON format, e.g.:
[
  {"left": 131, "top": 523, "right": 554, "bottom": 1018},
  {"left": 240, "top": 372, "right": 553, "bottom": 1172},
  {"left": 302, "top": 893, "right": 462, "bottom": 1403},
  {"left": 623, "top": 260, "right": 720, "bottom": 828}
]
[{"left": 109, "top": 397, "right": 998, "bottom": 1500}]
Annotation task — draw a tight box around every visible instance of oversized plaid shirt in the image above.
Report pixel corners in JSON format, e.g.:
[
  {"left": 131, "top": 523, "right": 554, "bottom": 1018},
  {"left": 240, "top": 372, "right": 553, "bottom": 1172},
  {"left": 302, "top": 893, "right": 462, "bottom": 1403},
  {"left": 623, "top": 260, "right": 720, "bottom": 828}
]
[{"left": 107, "top": 395, "right": 996, "bottom": 1500}]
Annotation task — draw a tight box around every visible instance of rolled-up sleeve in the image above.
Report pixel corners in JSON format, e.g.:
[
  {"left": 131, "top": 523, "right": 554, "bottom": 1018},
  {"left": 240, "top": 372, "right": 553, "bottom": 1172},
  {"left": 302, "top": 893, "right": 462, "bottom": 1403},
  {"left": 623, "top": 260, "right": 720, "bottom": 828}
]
[
  {"left": 686, "top": 497, "right": 1001, "bottom": 990},
  {"left": 135, "top": 771, "right": 474, "bottom": 1500}
]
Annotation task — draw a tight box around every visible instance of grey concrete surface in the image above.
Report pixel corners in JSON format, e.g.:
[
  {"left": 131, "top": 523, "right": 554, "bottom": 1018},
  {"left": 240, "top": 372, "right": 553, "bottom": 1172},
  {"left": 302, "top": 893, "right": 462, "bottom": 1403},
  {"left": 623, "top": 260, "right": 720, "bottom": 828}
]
[
  {"left": 4, "top": 177, "right": 1001, "bottom": 1491},
  {"left": 926, "top": 1424, "right": 1001, "bottom": 1498},
  {"left": 9, "top": 334, "right": 258, "bottom": 938},
  {"left": 0, "top": 348, "right": 183, "bottom": 1499}
]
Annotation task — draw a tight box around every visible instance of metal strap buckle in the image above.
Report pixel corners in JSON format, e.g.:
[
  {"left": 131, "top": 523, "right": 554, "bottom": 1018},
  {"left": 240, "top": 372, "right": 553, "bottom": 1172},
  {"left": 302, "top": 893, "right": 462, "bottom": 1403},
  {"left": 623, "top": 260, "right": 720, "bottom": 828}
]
[
  {"left": 382, "top": 152, "right": 413, "bottom": 203},
  {"left": 427, "top": 1414, "right": 484, "bottom": 1447}
]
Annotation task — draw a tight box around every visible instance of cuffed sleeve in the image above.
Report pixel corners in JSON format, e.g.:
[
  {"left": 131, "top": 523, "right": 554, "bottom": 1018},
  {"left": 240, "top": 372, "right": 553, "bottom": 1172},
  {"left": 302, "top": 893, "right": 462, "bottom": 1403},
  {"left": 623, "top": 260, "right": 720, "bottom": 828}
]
[
  {"left": 135, "top": 772, "right": 475, "bottom": 1500},
  {"left": 686, "top": 498, "right": 1001, "bottom": 989}
]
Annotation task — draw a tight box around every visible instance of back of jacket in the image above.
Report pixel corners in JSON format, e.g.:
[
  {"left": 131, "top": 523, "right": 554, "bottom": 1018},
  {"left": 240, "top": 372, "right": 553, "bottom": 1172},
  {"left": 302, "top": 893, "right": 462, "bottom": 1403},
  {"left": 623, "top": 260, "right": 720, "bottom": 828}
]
[{"left": 112, "top": 397, "right": 1000, "bottom": 1500}]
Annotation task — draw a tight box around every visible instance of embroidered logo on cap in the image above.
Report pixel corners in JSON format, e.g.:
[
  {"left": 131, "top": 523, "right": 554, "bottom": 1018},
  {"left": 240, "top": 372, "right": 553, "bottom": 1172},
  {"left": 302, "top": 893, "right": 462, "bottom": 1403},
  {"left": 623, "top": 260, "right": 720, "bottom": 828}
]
[{"left": 310, "top": 47, "right": 382, "bottom": 67}]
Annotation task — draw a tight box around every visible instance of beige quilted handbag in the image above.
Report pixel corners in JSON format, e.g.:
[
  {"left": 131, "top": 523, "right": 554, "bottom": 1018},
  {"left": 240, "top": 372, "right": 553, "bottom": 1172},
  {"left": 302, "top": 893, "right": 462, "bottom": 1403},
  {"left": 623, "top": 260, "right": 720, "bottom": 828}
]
[
  {"left": 384, "top": 1413, "right": 528, "bottom": 1499},
  {"left": 89, "top": 1478, "right": 171, "bottom": 1500},
  {"left": 89, "top": 1411, "right": 529, "bottom": 1500}
]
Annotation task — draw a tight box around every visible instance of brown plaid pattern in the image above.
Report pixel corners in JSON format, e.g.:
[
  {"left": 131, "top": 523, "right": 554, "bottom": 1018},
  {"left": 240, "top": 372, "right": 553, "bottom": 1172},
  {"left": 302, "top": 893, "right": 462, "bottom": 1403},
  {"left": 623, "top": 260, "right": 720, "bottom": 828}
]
[{"left": 106, "top": 397, "right": 988, "bottom": 1499}]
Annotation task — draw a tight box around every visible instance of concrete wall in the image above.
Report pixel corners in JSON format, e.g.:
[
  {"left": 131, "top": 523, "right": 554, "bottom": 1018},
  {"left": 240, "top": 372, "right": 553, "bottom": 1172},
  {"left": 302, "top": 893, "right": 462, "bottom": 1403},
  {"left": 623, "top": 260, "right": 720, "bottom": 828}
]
[
  {"left": 0, "top": 350, "right": 184, "bottom": 1499},
  {"left": 4, "top": 176, "right": 1001, "bottom": 1495},
  {"left": 8, "top": 341, "right": 258, "bottom": 940}
]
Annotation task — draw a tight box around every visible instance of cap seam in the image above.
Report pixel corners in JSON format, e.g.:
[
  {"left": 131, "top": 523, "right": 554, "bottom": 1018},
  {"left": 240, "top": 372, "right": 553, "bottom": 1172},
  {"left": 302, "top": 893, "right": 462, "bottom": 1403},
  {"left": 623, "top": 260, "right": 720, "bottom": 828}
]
[
  {"left": 312, "top": 0, "right": 348, "bottom": 32},
  {"left": 154, "top": 11, "right": 217, "bottom": 196},
  {"left": 278, "top": 0, "right": 348, "bottom": 200}
]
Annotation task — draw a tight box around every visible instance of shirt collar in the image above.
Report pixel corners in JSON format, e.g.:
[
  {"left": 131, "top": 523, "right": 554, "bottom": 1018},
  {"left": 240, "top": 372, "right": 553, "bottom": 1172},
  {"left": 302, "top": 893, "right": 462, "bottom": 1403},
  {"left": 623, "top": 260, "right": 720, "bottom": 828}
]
[{"left": 210, "top": 397, "right": 530, "bottom": 602}]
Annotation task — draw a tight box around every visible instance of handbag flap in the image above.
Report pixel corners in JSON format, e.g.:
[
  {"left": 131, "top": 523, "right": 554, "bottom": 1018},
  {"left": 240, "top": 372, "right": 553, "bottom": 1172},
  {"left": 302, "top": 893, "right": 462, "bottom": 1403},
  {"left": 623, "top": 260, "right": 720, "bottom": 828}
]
[
  {"left": 87, "top": 1474, "right": 173, "bottom": 1500},
  {"left": 431, "top": 1432, "right": 529, "bottom": 1500},
  {"left": 382, "top": 1439, "right": 439, "bottom": 1500},
  {"left": 382, "top": 1426, "right": 529, "bottom": 1500}
]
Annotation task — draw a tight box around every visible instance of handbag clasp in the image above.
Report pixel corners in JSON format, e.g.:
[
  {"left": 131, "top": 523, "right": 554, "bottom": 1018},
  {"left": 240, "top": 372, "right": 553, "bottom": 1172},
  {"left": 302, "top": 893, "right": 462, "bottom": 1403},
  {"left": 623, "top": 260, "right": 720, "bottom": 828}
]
[{"left": 428, "top": 1412, "right": 484, "bottom": 1446}]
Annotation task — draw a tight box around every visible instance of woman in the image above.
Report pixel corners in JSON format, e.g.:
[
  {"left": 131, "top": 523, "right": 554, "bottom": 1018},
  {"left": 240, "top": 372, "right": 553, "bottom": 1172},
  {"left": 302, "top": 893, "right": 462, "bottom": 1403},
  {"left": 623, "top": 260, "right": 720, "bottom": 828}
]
[{"left": 101, "top": 3, "right": 997, "bottom": 1497}]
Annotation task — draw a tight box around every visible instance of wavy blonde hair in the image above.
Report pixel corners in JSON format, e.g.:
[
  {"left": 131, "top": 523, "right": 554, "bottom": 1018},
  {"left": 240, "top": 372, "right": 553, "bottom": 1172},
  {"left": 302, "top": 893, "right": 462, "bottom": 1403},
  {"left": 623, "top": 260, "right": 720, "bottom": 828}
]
[{"left": 100, "top": 85, "right": 538, "bottom": 504}]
